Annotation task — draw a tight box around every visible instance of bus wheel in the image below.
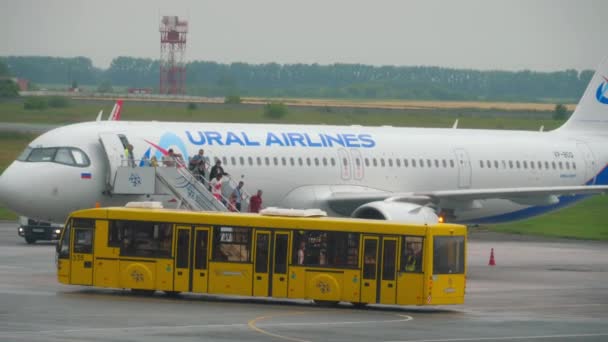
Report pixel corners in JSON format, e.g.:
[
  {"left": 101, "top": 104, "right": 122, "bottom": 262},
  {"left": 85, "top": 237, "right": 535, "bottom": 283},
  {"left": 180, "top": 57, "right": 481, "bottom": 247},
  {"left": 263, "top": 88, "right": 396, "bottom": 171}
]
[
  {"left": 313, "top": 300, "right": 339, "bottom": 307},
  {"left": 351, "top": 302, "right": 368, "bottom": 308},
  {"left": 163, "top": 291, "right": 182, "bottom": 297},
  {"left": 25, "top": 237, "right": 36, "bottom": 244},
  {"left": 131, "top": 289, "right": 155, "bottom": 296}
]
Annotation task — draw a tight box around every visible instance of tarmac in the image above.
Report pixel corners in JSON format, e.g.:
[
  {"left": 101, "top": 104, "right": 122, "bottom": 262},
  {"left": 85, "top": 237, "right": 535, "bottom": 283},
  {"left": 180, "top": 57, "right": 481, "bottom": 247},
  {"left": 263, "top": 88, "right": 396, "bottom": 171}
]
[{"left": 1, "top": 221, "right": 607, "bottom": 342}]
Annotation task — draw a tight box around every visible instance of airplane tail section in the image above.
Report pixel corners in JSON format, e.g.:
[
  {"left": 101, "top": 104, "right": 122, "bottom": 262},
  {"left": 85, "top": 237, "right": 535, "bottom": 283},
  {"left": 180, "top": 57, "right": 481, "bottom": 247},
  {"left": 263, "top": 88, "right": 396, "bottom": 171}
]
[
  {"left": 108, "top": 99, "right": 123, "bottom": 121},
  {"left": 559, "top": 57, "right": 608, "bottom": 133}
]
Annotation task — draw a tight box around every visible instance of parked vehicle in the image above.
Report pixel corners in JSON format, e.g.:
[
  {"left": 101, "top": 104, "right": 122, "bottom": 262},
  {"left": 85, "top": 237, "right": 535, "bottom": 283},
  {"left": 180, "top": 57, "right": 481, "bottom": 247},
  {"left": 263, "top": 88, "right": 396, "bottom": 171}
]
[{"left": 18, "top": 216, "right": 63, "bottom": 244}]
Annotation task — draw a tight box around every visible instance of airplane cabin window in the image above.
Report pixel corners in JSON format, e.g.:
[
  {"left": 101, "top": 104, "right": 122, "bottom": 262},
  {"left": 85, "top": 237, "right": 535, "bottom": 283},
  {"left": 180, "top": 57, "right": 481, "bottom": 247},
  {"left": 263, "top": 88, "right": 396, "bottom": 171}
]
[
  {"left": 420, "top": 159, "right": 424, "bottom": 168},
  {"left": 572, "top": 162, "right": 576, "bottom": 170},
  {"left": 231, "top": 156, "right": 236, "bottom": 165},
  {"left": 248, "top": 157, "right": 253, "bottom": 166},
  {"left": 530, "top": 161, "right": 535, "bottom": 169},
  {"left": 427, "top": 159, "right": 432, "bottom": 168},
  {"left": 396, "top": 159, "right": 401, "bottom": 167},
  {"left": 298, "top": 158, "right": 303, "bottom": 166},
  {"left": 55, "top": 148, "right": 75, "bottom": 165},
  {"left": 404, "top": 159, "right": 409, "bottom": 167},
  {"left": 537, "top": 161, "right": 542, "bottom": 169},
  {"left": 314, "top": 158, "right": 319, "bottom": 166},
  {"left": 516, "top": 161, "right": 521, "bottom": 169},
  {"left": 222, "top": 157, "right": 228, "bottom": 165},
  {"left": 17, "top": 146, "right": 32, "bottom": 161},
  {"left": 450, "top": 160, "right": 455, "bottom": 168},
  {"left": 486, "top": 160, "right": 491, "bottom": 168},
  {"left": 343, "top": 158, "right": 348, "bottom": 167},
  {"left": 435, "top": 160, "right": 439, "bottom": 168},
  {"left": 443, "top": 160, "right": 447, "bottom": 168},
  {"left": 355, "top": 158, "right": 361, "bottom": 167},
  {"left": 364, "top": 158, "right": 370, "bottom": 167},
  {"left": 509, "top": 161, "right": 513, "bottom": 169},
  {"left": 523, "top": 161, "right": 527, "bottom": 169},
  {"left": 412, "top": 159, "right": 417, "bottom": 167},
  {"left": 257, "top": 157, "right": 262, "bottom": 166},
  {"left": 558, "top": 161, "right": 563, "bottom": 169},
  {"left": 552, "top": 161, "right": 556, "bottom": 169},
  {"left": 290, "top": 157, "right": 295, "bottom": 166},
  {"left": 388, "top": 159, "right": 393, "bottom": 167},
  {"left": 240, "top": 157, "right": 245, "bottom": 165},
  {"left": 282, "top": 157, "right": 286, "bottom": 166},
  {"left": 494, "top": 161, "right": 499, "bottom": 169},
  {"left": 565, "top": 162, "right": 570, "bottom": 169},
  {"left": 273, "top": 157, "right": 278, "bottom": 166},
  {"left": 545, "top": 161, "right": 550, "bottom": 169},
  {"left": 265, "top": 157, "right": 270, "bottom": 166},
  {"left": 380, "top": 159, "right": 385, "bottom": 167},
  {"left": 479, "top": 161, "right": 484, "bottom": 168},
  {"left": 323, "top": 157, "right": 328, "bottom": 166},
  {"left": 306, "top": 157, "right": 311, "bottom": 166},
  {"left": 372, "top": 158, "right": 377, "bottom": 167}
]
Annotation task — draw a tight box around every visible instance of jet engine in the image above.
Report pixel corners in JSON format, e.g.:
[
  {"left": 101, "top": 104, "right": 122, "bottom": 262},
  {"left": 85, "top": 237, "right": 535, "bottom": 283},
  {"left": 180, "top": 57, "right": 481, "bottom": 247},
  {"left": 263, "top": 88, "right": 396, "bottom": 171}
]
[{"left": 351, "top": 201, "right": 439, "bottom": 225}]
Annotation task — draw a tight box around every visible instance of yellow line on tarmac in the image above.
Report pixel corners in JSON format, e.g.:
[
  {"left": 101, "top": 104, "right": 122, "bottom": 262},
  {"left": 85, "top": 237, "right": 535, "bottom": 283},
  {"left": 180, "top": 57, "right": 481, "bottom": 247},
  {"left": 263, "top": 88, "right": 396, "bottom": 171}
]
[{"left": 247, "top": 312, "right": 310, "bottom": 342}]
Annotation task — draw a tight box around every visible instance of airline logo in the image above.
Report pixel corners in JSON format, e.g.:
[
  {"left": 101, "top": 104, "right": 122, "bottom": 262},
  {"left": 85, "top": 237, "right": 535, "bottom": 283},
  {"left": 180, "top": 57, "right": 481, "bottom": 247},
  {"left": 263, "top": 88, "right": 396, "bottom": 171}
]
[
  {"left": 185, "top": 130, "right": 376, "bottom": 148},
  {"left": 596, "top": 76, "right": 608, "bottom": 104}
]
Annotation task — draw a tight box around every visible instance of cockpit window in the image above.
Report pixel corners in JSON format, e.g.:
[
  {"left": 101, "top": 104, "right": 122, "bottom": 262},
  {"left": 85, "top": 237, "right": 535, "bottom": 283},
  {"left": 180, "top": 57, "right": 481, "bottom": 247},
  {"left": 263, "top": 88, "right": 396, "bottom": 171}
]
[
  {"left": 55, "top": 148, "right": 75, "bottom": 165},
  {"left": 17, "top": 147, "right": 32, "bottom": 161},
  {"left": 22, "top": 147, "right": 90, "bottom": 167},
  {"left": 27, "top": 148, "right": 57, "bottom": 162}
]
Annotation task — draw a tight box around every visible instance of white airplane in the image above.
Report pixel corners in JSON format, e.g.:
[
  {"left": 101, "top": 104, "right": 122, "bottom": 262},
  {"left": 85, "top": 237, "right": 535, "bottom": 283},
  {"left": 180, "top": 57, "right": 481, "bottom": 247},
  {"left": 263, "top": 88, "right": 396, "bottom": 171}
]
[{"left": 1, "top": 58, "right": 608, "bottom": 225}]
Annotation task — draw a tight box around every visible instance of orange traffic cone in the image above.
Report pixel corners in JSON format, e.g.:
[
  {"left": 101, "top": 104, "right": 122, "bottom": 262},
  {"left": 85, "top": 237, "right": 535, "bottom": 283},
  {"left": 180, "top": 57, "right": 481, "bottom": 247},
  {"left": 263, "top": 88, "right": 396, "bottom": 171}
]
[{"left": 488, "top": 248, "right": 496, "bottom": 266}]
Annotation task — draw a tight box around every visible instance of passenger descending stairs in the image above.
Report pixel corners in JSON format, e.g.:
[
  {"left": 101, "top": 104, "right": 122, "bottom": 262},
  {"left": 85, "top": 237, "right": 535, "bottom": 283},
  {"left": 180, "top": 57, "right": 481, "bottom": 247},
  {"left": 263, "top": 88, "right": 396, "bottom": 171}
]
[{"left": 155, "top": 166, "right": 228, "bottom": 211}]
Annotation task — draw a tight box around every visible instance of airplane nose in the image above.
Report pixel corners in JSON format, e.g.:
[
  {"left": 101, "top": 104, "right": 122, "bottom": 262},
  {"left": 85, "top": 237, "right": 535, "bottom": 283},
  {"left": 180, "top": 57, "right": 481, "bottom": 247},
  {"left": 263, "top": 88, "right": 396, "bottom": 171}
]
[{"left": 0, "top": 164, "right": 19, "bottom": 208}]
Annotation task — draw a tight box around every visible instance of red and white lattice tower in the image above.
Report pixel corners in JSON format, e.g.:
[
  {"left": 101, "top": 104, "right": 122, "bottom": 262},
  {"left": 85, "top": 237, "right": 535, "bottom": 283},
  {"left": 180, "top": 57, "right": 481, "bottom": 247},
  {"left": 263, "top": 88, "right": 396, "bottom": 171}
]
[{"left": 159, "top": 16, "right": 188, "bottom": 95}]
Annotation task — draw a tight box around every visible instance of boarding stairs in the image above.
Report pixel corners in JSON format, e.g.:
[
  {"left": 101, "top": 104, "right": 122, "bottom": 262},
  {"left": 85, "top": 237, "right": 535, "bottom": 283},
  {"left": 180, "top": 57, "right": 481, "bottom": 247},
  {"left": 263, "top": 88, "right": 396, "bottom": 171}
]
[{"left": 109, "top": 160, "right": 249, "bottom": 212}]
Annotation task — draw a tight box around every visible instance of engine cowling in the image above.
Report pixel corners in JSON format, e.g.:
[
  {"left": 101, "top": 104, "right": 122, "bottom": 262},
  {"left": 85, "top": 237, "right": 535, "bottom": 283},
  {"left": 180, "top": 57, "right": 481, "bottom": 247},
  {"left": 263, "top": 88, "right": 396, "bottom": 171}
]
[{"left": 351, "top": 201, "right": 439, "bottom": 225}]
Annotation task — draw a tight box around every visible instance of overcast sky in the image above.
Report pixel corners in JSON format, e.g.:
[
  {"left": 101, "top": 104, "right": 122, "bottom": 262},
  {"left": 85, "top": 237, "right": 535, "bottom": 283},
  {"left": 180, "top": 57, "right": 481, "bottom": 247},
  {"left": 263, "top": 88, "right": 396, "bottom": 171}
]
[{"left": 1, "top": 0, "right": 606, "bottom": 71}]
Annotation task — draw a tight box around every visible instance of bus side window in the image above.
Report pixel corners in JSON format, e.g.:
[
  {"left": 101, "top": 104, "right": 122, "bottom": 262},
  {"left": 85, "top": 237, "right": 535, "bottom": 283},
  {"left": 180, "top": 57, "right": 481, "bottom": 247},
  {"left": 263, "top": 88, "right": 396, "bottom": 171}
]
[
  {"left": 362, "top": 239, "right": 377, "bottom": 279},
  {"left": 401, "top": 236, "right": 423, "bottom": 273},
  {"left": 194, "top": 230, "right": 209, "bottom": 270},
  {"left": 212, "top": 226, "right": 251, "bottom": 262},
  {"left": 108, "top": 221, "right": 123, "bottom": 247},
  {"left": 274, "top": 234, "right": 288, "bottom": 274},
  {"left": 73, "top": 229, "right": 93, "bottom": 254}
]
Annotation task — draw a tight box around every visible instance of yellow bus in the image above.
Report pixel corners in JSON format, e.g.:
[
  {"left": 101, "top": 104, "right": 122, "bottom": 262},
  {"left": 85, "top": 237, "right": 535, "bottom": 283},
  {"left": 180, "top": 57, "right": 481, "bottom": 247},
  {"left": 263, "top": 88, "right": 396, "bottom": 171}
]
[{"left": 56, "top": 205, "right": 466, "bottom": 306}]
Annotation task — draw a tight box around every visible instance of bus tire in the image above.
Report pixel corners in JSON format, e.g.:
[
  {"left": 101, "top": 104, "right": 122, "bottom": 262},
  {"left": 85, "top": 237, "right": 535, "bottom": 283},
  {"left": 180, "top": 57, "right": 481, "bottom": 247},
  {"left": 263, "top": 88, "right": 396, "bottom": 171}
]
[
  {"left": 25, "top": 237, "right": 36, "bottom": 244},
  {"left": 313, "top": 300, "right": 339, "bottom": 307},
  {"left": 131, "top": 289, "right": 155, "bottom": 296}
]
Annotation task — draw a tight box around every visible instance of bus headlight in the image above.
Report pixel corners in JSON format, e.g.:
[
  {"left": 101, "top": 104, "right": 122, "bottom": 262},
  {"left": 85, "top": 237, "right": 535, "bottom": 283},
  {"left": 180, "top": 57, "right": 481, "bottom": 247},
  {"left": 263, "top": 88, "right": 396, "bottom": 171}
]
[
  {"left": 18, "top": 227, "right": 23, "bottom": 233},
  {"left": 55, "top": 229, "right": 61, "bottom": 234}
]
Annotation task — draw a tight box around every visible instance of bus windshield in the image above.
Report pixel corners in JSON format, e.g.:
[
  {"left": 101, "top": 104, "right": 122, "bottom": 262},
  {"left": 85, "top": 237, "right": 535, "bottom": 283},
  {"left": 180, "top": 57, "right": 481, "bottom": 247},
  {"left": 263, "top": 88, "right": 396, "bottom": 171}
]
[{"left": 433, "top": 236, "right": 465, "bottom": 274}]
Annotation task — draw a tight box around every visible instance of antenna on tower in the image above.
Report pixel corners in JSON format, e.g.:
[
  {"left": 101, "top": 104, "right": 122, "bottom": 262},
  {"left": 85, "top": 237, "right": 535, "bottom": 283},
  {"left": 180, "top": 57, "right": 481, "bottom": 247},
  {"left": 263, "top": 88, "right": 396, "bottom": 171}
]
[{"left": 159, "top": 16, "right": 188, "bottom": 95}]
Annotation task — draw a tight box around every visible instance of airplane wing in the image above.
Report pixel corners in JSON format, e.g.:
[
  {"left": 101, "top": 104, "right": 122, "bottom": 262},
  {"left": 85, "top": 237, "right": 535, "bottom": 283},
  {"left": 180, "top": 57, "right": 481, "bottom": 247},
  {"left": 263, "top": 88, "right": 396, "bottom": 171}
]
[{"left": 326, "top": 185, "right": 608, "bottom": 216}]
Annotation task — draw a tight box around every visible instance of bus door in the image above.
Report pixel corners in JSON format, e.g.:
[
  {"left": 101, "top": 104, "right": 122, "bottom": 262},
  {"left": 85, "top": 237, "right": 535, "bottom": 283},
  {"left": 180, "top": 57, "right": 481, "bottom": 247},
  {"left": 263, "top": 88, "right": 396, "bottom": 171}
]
[
  {"left": 379, "top": 236, "right": 399, "bottom": 304},
  {"left": 70, "top": 223, "right": 95, "bottom": 285},
  {"left": 253, "top": 230, "right": 271, "bottom": 297},
  {"left": 174, "top": 226, "right": 192, "bottom": 292},
  {"left": 192, "top": 227, "right": 210, "bottom": 293},
  {"left": 271, "top": 231, "right": 290, "bottom": 298},
  {"left": 360, "top": 236, "right": 379, "bottom": 304}
]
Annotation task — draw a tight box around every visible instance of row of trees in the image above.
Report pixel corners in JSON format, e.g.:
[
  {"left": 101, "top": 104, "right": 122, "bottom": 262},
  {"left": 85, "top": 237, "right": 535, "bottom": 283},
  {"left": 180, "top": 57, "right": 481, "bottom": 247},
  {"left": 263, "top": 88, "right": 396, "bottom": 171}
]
[{"left": 1, "top": 56, "right": 593, "bottom": 102}]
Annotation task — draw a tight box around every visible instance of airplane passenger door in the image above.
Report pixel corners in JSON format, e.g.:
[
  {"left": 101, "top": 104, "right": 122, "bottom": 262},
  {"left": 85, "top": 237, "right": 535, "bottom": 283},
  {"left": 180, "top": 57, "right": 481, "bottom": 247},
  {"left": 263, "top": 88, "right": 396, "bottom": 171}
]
[
  {"left": 379, "top": 237, "right": 398, "bottom": 305},
  {"left": 360, "top": 236, "right": 379, "bottom": 304},
  {"left": 272, "top": 231, "right": 290, "bottom": 298},
  {"left": 99, "top": 133, "right": 129, "bottom": 187},
  {"left": 70, "top": 225, "right": 94, "bottom": 286},
  {"left": 454, "top": 148, "right": 472, "bottom": 188},
  {"left": 174, "top": 226, "right": 192, "bottom": 293},
  {"left": 576, "top": 142, "right": 598, "bottom": 184},
  {"left": 192, "top": 227, "right": 210, "bottom": 293},
  {"left": 350, "top": 149, "right": 364, "bottom": 180},
  {"left": 338, "top": 148, "right": 352, "bottom": 180},
  {"left": 253, "top": 230, "right": 271, "bottom": 297}
]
